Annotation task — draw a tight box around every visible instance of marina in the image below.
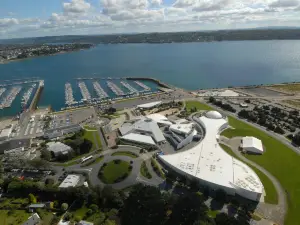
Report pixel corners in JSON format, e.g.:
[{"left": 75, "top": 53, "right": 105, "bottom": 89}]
[
  {"left": 78, "top": 81, "right": 91, "bottom": 101},
  {"left": 65, "top": 83, "right": 77, "bottom": 105},
  {"left": 93, "top": 81, "right": 109, "bottom": 99},
  {"left": 0, "top": 86, "right": 22, "bottom": 109},
  {"left": 135, "top": 81, "right": 151, "bottom": 91},
  {"left": 120, "top": 81, "right": 139, "bottom": 94},
  {"left": 107, "top": 81, "right": 125, "bottom": 96},
  {"left": 21, "top": 84, "right": 36, "bottom": 108},
  {"left": 0, "top": 88, "right": 6, "bottom": 99}
]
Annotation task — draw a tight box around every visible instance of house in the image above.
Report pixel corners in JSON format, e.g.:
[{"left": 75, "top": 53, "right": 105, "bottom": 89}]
[{"left": 22, "top": 213, "right": 41, "bottom": 225}]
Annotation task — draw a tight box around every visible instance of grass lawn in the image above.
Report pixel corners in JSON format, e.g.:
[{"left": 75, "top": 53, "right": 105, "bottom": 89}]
[
  {"left": 140, "top": 161, "right": 152, "bottom": 179},
  {"left": 37, "top": 210, "right": 54, "bottom": 225},
  {"left": 151, "top": 158, "right": 165, "bottom": 179},
  {"left": 83, "top": 130, "right": 102, "bottom": 150},
  {"left": 222, "top": 116, "right": 300, "bottom": 225},
  {"left": 0, "top": 198, "right": 29, "bottom": 209},
  {"left": 272, "top": 84, "right": 300, "bottom": 93},
  {"left": 111, "top": 151, "right": 138, "bottom": 158},
  {"left": 207, "top": 210, "right": 219, "bottom": 218},
  {"left": 185, "top": 100, "right": 213, "bottom": 112},
  {"left": 0, "top": 210, "right": 31, "bottom": 225},
  {"left": 99, "top": 160, "right": 131, "bottom": 184},
  {"left": 220, "top": 144, "right": 278, "bottom": 204},
  {"left": 282, "top": 100, "right": 300, "bottom": 109},
  {"left": 84, "top": 125, "right": 98, "bottom": 131}
]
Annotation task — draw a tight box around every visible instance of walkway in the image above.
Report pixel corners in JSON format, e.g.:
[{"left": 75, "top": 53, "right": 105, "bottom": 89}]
[{"left": 220, "top": 136, "right": 286, "bottom": 225}]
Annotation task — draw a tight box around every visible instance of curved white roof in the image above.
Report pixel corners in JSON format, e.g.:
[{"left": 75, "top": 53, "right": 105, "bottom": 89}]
[
  {"left": 205, "top": 111, "right": 223, "bottom": 119},
  {"left": 146, "top": 113, "right": 173, "bottom": 126},
  {"left": 159, "top": 114, "right": 263, "bottom": 195}
]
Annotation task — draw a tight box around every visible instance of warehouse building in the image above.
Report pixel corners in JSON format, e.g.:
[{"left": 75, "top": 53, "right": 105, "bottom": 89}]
[
  {"left": 46, "top": 142, "right": 73, "bottom": 158},
  {"left": 59, "top": 174, "right": 80, "bottom": 188}
]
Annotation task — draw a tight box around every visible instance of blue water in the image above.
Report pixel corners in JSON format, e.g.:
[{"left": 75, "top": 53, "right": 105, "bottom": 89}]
[{"left": 1, "top": 40, "right": 300, "bottom": 117}]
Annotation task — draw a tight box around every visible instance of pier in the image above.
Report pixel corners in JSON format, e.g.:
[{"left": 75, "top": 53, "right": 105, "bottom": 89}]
[
  {"left": 0, "top": 88, "right": 6, "bottom": 98},
  {"left": 0, "top": 79, "right": 40, "bottom": 87},
  {"left": 120, "top": 81, "right": 138, "bottom": 94},
  {"left": 29, "top": 80, "right": 44, "bottom": 111},
  {"left": 0, "top": 86, "right": 22, "bottom": 109},
  {"left": 134, "top": 81, "right": 151, "bottom": 91},
  {"left": 78, "top": 81, "right": 91, "bottom": 101},
  {"left": 22, "top": 84, "right": 36, "bottom": 107},
  {"left": 65, "top": 83, "right": 77, "bottom": 105},
  {"left": 107, "top": 81, "right": 125, "bottom": 96},
  {"left": 93, "top": 81, "right": 109, "bottom": 98}
]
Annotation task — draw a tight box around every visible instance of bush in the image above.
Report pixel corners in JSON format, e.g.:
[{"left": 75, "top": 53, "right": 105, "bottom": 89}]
[
  {"left": 64, "top": 212, "right": 72, "bottom": 221},
  {"left": 86, "top": 209, "right": 93, "bottom": 216},
  {"left": 28, "top": 193, "right": 37, "bottom": 204},
  {"left": 90, "top": 204, "right": 99, "bottom": 213},
  {"left": 61, "top": 203, "right": 69, "bottom": 212},
  {"left": 113, "top": 159, "right": 121, "bottom": 164},
  {"left": 74, "top": 216, "right": 82, "bottom": 222}
]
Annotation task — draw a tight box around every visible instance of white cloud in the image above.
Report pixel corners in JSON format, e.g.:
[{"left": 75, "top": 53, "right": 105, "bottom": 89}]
[
  {"left": 269, "top": 0, "right": 300, "bottom": 8},
  {"left": 192, "top": 0, "right": 232, "bottom": 12},
  {"left": 0, "top": 18, "right": 19, "bottom": 27},
  {"left": 151, "top": 0, "right": 163, "bottom": 6},
  {"left": 63, "top": 0, "right": 91, "bottom": 14}
]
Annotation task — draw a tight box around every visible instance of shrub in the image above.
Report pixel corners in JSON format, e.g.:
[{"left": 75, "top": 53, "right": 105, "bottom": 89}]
[
  {"left": 64, "top": 212, "right": 72, "bottom": 221},
  {"left": 90, "top": 204, "right": 99, "bottom": 213},
  {"left": 61, "top": 203, "right": 69, "bottom": 212},
  {"left": 74, "top": 216, "right": 82, "bottom": 222},
  {"left": 86, "top": 209, "right": 93, "bottom": 216}
]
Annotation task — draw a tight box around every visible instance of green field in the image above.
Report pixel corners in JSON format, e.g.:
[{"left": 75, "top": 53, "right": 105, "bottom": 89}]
[
  {"left": 99, "top": 160, "right": 131, "bottom": 184},
  {"left": 185, "top": 101, "right": 213, "bottom": 112},
  {"left": 0, "top": 210, "right": 31, "bottom": 225},
  {"left": 222, "top": 116, "right": 300, "bottom": 225},
  {"left": 140, "top": 161, "right": 152, "bottom": 179},
  {"left": 83, "top": 130, "right": 102, "bottom": 150},
  {"left": 111, "top": 151, "right": 138, "bottom": 158},
  {"left": 220, "top": 144, "right": 278, "bottom": 204},
  {"left": 272, "top": 84, "right": 300, "bottom": 93}
]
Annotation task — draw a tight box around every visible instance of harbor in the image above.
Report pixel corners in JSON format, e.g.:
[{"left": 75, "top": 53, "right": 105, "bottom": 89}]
[
  {"left": 93, "top": 81, "right": 109, "bottom": 99},
  {"left": 107, "top": 81, "right": 125, "bottom": 96},
  {"left": 120, "top": 81, "right": 139, "bottom": 94},
  {"left": 21, "top": 84, "right": 36, "bottom": 108},
  {"left": 78, "top": 81, "right": 92, "bottom": 101},
  {"left": 0, "top": 86, "right": 22, "bottom": 109},
  {"left": 65, "top": 83, "right": 77, "bottom": 106},
  {"left": 134, "top": 81, "right": 151, "bottom": 91}
]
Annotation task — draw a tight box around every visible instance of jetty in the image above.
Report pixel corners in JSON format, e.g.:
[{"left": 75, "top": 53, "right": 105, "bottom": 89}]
[
  {"left": 107, "top": 81, "right": 125, "bottom": 96},
  {"left": 65, "top": 83, "right": 77, "bottom": 105},
  {"left": 93, "top": 81, "right": 109, "bottom": 98},
  {"left": 120, "top": 81, "right": 138, "bottom": 94},
  {"left": 0, "top": 88, "right": 6, "bottom": 98},
  {"left": 22, "top": 84, "right": 36, "bottom": 107},
  {"left": 134, "top": 81, "right": 151, "bottom": 91},
  {"left": 29, "top": 80, "right": 44, "bottom": 111},
  {"left": 0, "top": 86, "right": 22, "bottom": 109},
  {"left": 78, "top": 81, "right": 91, "bottom": 101}
]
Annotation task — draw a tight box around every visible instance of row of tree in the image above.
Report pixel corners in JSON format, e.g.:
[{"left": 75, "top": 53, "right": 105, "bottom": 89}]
[{"left": 209, "top": 97, "right": 237, "bottom": 113}]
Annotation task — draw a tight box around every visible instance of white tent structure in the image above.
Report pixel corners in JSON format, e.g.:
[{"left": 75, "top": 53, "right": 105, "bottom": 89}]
[
  {"left": 137, "top": 101, "right": 162, "bottom": 109},
  {"left": 159, "top": 111, "right": 264, "bottom": 201},
  {"left": 241, "top": 136, "right": 264, "bottom": 154}
]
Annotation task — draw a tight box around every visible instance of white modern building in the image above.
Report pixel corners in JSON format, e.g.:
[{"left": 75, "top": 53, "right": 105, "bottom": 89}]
[
  {"left": 159, "top": 111, "right": 264, "bottom": 201},
  {"left": 46, "top": 142, "right": 73, "bottom": 158},
  {"left": 241, "top": 136, "right": 264, "bottom": 154},
  {"left": 59, "top": 174, "right": 80, "bottom": 188},
  {"left": 146, "top": 113, "right": 173, "bottom": 126},
  {"left": 137, "top": 101, "right": 162, "bottom": 109},
  {"left": 120, "top": 133, "right": 156, "bottom": 146}
]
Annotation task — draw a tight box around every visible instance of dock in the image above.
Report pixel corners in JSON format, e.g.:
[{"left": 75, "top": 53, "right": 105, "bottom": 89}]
[
  {"left": 134, "top": 81, "right": 151, "bottom": 91},
  {"left": 29, "top": 80, "right": 44, "bottom": 111},
  {"left": 120, "top": 81, "right": 138, "bottom": 94},
  {"left": 107, "top": 81, "right": 125, "bottom": 96},
  {"left": 65, "top": 83, "right": 77, "bottom": 105},
  {"left": 0, "top": 88, "right": 6, "bottom": 98},
  {"left": 0, "top": 86, "right": 22, "bottom": 109},
  {"left": 78, "top": 81, "right": 91, "bottom": 101},
  {"left": 22, "top": 83, "right": 36, "bottom": 107},
  {"left": 93, "top": 81, "right": 109, "bottom": 98}
]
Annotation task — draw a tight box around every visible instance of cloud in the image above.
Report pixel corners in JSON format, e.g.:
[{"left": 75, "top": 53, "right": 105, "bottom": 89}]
[
  {"left": 173, "top": 0, "right": 195, "bottom": 8},
  {"left": 192, "top": 0, "right": 232, "bottom": 12},
  {"left": 151, "top": 0, "right": 163, "bottom": 6},
  {"left": 0, "top": 18, "right": 19, "bottom": 27},
  {"left": 269, "top": 0, "right": 300, "bottom": 8},
  {"left": 63, "top": 0, "right": 91, "bottom": 14}
]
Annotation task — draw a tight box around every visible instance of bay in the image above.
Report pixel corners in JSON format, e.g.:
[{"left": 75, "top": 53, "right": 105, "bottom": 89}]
[{"left": 0, "top": 40, "right": 300, "bottom": 117}]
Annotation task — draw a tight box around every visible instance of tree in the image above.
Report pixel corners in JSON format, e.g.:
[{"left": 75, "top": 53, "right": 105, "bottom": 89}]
[
  {"left": 215, "top": 189, "right": 227, "bottom": 204},
  {"left": 103, "top": 220, "right": 116, "bottom": 225},
  {"left": 41, "top": 149, "right": 51, "bottom": 161},
  {"left": 28, "top": 193, "right": 37, "bottom": 204},
  {"left": 215, "top": 213, "right": 238, "bottom": 225},
  {"left": 64, "top": 212, "right": 72, "bottom": 221},
  {"left": 121, "top": 185, "right": 166, "bottom": 225},
  {"left": 167, "top": 192, "right": 209, "bottom": 225},
  {"left": 74, "top": 216, "right": 82, "bottom": 222},
  {"left": 27, "top": 159, "right": 50, "bottom": 169},
  {"left": 61, "top": 203, "right": 69, "bottom": 212},
  {"left": 90, "top": 204, "right": 99, "bottom": 213},
  {"left": 292, "top": 132, "right": 300, "bottom": 146},
  {"left": 274, "top": 126, "right": 285, "bottom": 135},
  {"left": 209, "top": 97, "right": 216, "bottom": 103},
  {"left": 45, "top": 177, "right": 55, "bottom": 186}
]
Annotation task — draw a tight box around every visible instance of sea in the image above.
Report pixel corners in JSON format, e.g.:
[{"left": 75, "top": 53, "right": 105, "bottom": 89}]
[{"left": 1, "top": 40, "right": 300, "bottom": 117}]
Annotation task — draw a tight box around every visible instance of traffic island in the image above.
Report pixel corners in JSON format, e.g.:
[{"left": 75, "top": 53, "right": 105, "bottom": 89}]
[{"left": 98, "top": 160, "right": 132, "bottom": 184}]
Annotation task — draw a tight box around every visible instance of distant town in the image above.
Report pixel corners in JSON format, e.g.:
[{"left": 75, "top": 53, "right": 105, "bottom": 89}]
[
  {"left": 0, "top": 76, "right": 300, "bottom": 225},
  {"left": 0, "top": 43, "right": 94, "bottom": 63}
]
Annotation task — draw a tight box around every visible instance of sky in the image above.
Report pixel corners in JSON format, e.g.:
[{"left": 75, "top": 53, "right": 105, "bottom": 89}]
[{"left": 1, "top": 0, "right": 300, "bottom": 39}]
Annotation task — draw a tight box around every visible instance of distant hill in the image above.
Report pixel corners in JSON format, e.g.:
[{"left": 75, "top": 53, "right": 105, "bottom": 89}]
[{"left": 2, "top": 28, "right": 300, "bottom": 45}]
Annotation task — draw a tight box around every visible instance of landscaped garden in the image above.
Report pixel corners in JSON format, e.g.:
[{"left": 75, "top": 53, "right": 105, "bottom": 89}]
[
  {"left": 151, "top": 158, "right": 165, "bottom": 179},
  {"left": 111, "top": 151, "right": 138, "bottom": 158},
  {"left": 140, "top": 161, "right": 152, "bottom": 179},
  {"left": 83, "top": 129, "right": 102, "bottom": 150},
  {"left": 221, "top": 115, "right": 300, "bottom": 225},
  {"left": 98, "top": 160, "right": 132, "bottom": 184},
  {"left": 0, "top": 210, "right": 31, "bottom": 225},
  {"left": 185, "top": 101, "right": 213, "bottom": 112}
]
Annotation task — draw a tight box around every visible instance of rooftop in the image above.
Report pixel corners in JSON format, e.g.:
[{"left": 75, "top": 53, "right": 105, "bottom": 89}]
[
  {"left": 159, "top": 112, "right": 263, "bottom": 194},
  {"left": 47, "top": 142, "right": 72, "bottom": 154},
  {"left": 146, "top": 113, "right": 173, "bottom": 126},
  {"left": 59, "top": 174, "right": 80, "bottom": 188},
  {"left": 242, "top": 136, "right": 263, "bottom": 152},
  {"left": 121, "top": 133, "right": 156, "bottom": 145}
]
